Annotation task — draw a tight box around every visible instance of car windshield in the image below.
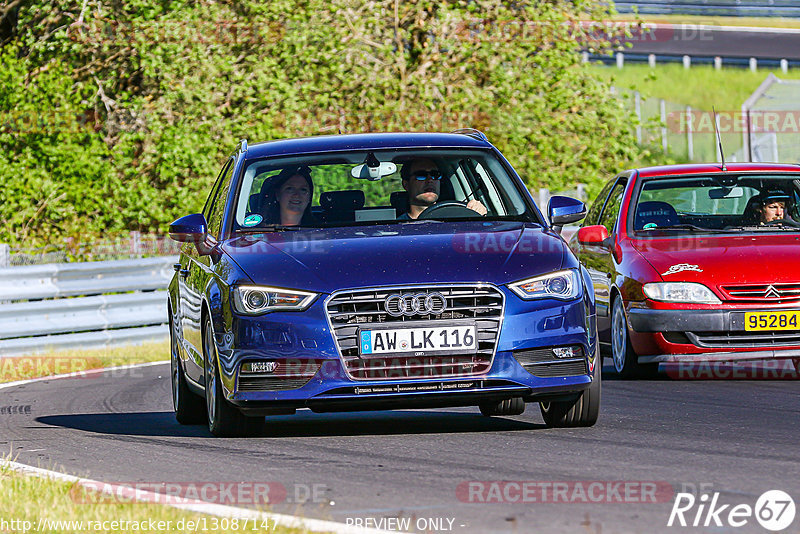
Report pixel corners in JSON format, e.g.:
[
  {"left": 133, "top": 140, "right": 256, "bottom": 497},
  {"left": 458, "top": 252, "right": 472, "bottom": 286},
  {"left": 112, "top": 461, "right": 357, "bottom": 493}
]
[
  {"left": 232, "top": 149, "right": 535, "bottom": 230},
  {"left": 633, "top": 174, "right": 800, "bottom": 233}
]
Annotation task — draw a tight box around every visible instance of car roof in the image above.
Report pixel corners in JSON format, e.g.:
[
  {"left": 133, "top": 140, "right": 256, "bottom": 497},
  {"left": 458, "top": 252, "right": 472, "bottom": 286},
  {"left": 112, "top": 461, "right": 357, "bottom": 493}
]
[
  {"left": 243, "top": 132, "right": 494, "bottom": 159},
  {"left": 634, "top": 162, "right": 800, "bottom": 178}
]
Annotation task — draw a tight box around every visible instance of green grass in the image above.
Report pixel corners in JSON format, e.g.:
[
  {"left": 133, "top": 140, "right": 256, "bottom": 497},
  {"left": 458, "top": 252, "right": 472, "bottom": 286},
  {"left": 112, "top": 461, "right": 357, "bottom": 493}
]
[
  {"left": 588, "top": 63, "right": 800, "bottom": 163},
  {"left": 608, "top": 14, "right": 800, "bottom": 30},
  {"left": 0, "top": 464, "right": 306, "bottom": 533},
  {"left": 0, "top": 341, "right": 169, "bottom": 384},
  {"left": 589, "top": 63, "right": 800, "bottom": 111}
]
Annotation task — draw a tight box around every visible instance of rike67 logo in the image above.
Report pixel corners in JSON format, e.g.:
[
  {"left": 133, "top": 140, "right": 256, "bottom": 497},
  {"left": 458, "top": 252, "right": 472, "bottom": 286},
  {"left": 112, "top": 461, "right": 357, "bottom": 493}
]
[{"left": 668, "top": 490, "right": 796, "bottom": 531}]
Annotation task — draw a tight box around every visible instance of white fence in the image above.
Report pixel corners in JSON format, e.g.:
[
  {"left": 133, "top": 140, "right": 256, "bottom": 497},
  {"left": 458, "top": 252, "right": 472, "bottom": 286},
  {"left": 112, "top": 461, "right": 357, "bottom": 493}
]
[{"left": 0, "top": 257, "right": 176, "bottom": 357}]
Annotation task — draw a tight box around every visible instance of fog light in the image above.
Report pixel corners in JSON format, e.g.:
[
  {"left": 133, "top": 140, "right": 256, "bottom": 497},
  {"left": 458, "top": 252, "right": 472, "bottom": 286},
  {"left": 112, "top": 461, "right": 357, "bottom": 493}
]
[
  {"left": 552, "top": 347, "right": 575, "bottom": 359},
  {"left": 241, "top": 361, "right": 278, "bottom": 374}
]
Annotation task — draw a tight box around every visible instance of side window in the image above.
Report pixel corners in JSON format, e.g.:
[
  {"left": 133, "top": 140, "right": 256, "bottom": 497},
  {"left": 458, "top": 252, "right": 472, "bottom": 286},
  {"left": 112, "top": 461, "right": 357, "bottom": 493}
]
[
  {"left": 207, "top": 159, "right": 235, "bottom": 238},
  {"left": 203, "top": 158, "right": 233, "bottom": 222},
  {"left": 599, "top": 181, "right": 626, "bottom": 234},
  {"left": 584, "top": 178, "right": 617, "bottom": 226}
]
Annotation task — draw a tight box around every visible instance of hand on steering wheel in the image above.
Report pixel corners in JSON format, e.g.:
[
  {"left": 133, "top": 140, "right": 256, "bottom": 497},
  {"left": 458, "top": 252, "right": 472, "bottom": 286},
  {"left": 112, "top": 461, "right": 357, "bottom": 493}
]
[{"left": 417, "top": 200, "right": 484, "bottom": 220}]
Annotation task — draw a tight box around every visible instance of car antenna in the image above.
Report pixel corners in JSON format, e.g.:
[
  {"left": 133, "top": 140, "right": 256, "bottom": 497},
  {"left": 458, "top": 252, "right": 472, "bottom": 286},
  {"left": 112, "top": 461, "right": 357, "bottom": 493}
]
[{"left": 712, "top": 107, "right": 727, "bottom": 172}]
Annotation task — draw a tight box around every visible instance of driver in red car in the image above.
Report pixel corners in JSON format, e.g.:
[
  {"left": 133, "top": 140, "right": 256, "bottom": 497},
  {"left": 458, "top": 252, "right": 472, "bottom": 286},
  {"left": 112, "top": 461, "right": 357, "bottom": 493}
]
[
  {"left": 757, "top": 190, "right": 792, "bottom": 224},
  {"left": 399, "top": 158, "right": 487, "bottom": 219}
]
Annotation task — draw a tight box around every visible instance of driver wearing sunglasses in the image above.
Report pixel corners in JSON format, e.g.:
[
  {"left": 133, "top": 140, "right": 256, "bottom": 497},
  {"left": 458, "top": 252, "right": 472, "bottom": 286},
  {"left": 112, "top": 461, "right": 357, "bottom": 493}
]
[{"left": 399, "top": 158, "right": 487, "bottom": 220}]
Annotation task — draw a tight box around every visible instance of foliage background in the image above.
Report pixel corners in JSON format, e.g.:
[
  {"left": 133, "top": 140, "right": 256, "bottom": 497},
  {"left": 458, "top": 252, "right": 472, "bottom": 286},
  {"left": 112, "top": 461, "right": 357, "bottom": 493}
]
[{"left": 0, "top": 0, "right": 644, "bottom": 247}]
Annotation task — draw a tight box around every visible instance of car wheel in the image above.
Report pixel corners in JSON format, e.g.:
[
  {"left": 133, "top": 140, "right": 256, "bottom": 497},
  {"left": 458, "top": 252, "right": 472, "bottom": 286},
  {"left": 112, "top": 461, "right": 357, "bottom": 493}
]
[
  {"left": 479, "top": 397, "right": 525, "bottom": 417},
  {"left": 170, "top": 315, "right": 205, "bottom": 424},
  {"left": 611, "top": 296, "right": 658, "bottom": 379},
  {"left": 540, "top": 346, "right": 601, "bottom": 428},
  {"left": 203, "top": 318, "right": 264, "bottom": 437}
]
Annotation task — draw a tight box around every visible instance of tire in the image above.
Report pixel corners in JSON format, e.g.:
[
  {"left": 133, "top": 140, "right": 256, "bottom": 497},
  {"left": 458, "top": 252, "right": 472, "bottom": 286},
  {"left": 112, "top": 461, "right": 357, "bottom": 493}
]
[
  {"left": 610, "top": 296, "right": 658, "bottom": 379},
  {"left": 203, "top": 318, "right": 264, "bottom": 437},
  {"left": 540, "top": 346, "right": 601, "bottom": 428},
  {"left": 479, "top": 397, "right": 525, "bottom": 417},
  {"left": 170, "top": 315, "right": 206, "bottom": 424}
]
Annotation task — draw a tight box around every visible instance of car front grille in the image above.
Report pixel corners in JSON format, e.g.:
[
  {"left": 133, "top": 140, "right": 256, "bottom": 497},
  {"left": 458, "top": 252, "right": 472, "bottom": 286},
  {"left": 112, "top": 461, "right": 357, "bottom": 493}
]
[
  {"left": 512, "top": 346, "right": 588, "bottom": 378},
  {"left": 688, "top": 331, "right": 800, "bottom": 349},
  {"left": 721, "top": 283, "right": 800, "bottom": 303},
  {"left": 326, "top": 285, "right": 503, "bottom": 380}
]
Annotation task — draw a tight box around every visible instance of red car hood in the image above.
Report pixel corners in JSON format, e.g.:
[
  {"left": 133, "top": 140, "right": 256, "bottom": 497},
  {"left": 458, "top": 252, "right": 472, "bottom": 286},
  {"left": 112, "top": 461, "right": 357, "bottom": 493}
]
[{"left": 631, "top": 234, "right": 800, "bottom": 285}]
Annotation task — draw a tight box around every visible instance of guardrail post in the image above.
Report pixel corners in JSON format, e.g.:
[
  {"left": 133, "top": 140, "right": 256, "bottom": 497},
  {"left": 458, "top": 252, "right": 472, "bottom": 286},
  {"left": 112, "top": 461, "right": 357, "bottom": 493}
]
[
  {"left": 686, "top": 105, "right": 694, "bottom": 161},
  {"left": 749, "top": 57, "right": 757, "bottom": 72},
  {"left": 648, "top": 54, "right": 655, "bottom": 68},
  {"left": 0, "top": 244, "right": 9, "bottom": 268},
  {"left": 660, "top": 99, "right": 668, "bottom": 154},
  {"left": 539, "top": 188, "right": 550, "bottom": 211},
  {"left": 616, "top": 52, "right": 624, "bottom": 69},
  {"left": 131, "top": 231, "right": 142, "bottom": 256},
  {"left": 781, "top": 59, "right": 788, "bottom": 73},
  {"left": 714, "top": 56, "right": 722, "bottom": 70},
  {"left": 682, "top": 55, "right": 691, "bottom": 69}
]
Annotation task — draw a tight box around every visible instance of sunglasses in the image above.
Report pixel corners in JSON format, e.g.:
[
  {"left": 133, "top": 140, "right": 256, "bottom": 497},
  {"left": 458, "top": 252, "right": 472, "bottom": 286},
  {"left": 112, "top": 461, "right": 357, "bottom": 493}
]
[{"left": 410, "top": 170, "right": 442, "bottom": 181}]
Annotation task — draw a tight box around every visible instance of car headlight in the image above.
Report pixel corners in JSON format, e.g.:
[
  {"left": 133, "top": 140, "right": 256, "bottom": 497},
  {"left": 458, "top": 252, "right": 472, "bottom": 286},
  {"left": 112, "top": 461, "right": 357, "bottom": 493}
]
[
  {"left": 232, "top": 286, "right": 318, "bottom": 315},
  {"left": 509, "top": 269, "right": 581, "bottom": 301},
  {"left": 642, "top": 282, "right": 721, "bottom": 304}
]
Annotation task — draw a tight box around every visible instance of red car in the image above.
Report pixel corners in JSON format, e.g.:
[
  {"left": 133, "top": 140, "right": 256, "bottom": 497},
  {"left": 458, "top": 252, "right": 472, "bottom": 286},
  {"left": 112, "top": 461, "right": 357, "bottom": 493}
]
[{"left": 571, "top": 163, "right": 800, "bottom": 378}]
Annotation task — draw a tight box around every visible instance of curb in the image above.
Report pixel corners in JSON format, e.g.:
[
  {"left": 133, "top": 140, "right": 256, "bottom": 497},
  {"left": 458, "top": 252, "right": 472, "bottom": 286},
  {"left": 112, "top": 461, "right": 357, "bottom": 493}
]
[{"left": 0, "top": 361, "right": 401, "bottom": 534}]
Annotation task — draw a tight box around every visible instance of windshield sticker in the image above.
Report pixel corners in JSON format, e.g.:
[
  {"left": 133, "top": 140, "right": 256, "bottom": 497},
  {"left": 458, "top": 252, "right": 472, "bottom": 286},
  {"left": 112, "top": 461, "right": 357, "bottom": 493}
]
[
  {"left": 662, "top": 264, "right": 703, "bottom": 276},
  {"left": 242, "top": 214, "right": 263, "bottom": 227}
]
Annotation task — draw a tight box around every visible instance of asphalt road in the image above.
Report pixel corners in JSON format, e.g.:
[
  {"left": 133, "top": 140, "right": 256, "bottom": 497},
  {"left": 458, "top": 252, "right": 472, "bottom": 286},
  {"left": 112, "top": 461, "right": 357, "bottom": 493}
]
[
  {"left": 612, "top": 25, "right": 800, "bottom": 60},
  {"left": 1, "top": 362, "right": 798, "bottom": 534}
]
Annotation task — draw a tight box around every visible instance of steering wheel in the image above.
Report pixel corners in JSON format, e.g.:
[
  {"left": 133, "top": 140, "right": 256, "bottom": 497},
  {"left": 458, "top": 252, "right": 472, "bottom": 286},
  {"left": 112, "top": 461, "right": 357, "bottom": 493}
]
[
  {"left": 417, "top": 201, "right": 481, "bottom": 220},
  {"left": 765, "top": 218, "right": 800, "bottom": 228}
]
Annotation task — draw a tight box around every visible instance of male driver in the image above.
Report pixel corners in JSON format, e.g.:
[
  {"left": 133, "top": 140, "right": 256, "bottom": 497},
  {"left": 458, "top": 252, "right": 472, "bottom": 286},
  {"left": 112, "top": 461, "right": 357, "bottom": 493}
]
[
  {"left": 400, "top": 158, "right": 487, "bottom": 219},
  {"left": 756, "top": 190, "right": 791, "bottom": 224}
]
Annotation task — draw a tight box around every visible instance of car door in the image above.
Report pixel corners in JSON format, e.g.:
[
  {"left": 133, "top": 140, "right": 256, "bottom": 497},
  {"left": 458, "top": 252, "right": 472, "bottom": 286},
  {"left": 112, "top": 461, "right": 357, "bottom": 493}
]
[
  {"left": 577, "top": 176, "right": 627, "bottom": 338},
  {"left": 180, "top": 157, "right": 234, "bottom": 383}
]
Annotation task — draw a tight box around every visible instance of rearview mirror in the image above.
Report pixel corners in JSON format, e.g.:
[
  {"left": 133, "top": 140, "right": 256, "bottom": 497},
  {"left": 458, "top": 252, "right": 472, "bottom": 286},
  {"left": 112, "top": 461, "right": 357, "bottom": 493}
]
[
  {"left": 549, "top": 196, "right": 587, "bottom": 225},
  {"left": 351, "top": 161, "right": 397, "bottom": 181},
  {"left": 709, "top": 187, "right": 744, "bottom": 199},
  {"left": 577, "top": 225, "right": 610, "bottom": 246},
  {"left": 169, "top": 213, "right": 215, "bottom": 255}
]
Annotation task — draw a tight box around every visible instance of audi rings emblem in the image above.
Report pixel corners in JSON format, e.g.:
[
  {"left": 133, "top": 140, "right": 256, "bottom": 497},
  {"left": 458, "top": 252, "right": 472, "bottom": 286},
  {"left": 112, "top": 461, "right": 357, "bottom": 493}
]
[{"left": 385, "top": 292, "right": 447, "bottom": 317}]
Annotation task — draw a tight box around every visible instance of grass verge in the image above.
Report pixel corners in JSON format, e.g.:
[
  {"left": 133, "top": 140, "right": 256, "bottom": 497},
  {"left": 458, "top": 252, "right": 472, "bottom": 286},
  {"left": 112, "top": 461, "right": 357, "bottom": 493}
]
[
  {"left": 0, "top": 463, "right": 306, "bottom": 533},
  {"left": 588, "top": 63, "right": 800, "bottom": 111},
  {"left": 0, "top": 341, "right": 169, "bottom": 384},
  {"left": 607, "top": 14, "right": 800, "bottom": 30}
]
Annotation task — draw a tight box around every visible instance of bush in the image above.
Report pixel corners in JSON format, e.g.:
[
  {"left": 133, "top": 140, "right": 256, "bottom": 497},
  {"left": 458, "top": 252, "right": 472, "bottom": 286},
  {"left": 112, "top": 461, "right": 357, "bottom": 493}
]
[{"left": 0, "top": 0, "right": 641, "bottom": 247}]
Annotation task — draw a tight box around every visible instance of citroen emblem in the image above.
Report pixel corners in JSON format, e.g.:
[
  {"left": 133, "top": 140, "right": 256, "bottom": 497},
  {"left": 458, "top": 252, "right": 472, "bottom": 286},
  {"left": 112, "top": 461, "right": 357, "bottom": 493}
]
[{"left": 764, "top": 286, "right": 781, "bottom": 299}]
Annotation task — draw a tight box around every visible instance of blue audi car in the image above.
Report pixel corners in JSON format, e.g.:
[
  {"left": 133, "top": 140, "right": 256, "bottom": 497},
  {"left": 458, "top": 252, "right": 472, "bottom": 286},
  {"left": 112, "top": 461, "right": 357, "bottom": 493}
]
[{"left": 168, "top": 131, "right": 600, "bottom": 436}]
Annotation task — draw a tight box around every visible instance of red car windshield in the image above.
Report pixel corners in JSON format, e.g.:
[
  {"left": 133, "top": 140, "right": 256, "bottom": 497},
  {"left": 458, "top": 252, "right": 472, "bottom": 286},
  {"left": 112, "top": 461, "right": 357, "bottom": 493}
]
[{"left": 633, "top": 174, "right": 800, "bottom": 233}]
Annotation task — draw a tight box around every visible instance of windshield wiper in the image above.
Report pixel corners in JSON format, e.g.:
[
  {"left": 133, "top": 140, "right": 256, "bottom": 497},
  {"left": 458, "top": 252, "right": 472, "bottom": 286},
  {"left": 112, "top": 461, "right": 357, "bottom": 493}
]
[
  {"left": 638, "top": 224, "right": 716, "bottom": 233},
  {"left": 236, "top": 225, "right": 305, "bottom": 233}
]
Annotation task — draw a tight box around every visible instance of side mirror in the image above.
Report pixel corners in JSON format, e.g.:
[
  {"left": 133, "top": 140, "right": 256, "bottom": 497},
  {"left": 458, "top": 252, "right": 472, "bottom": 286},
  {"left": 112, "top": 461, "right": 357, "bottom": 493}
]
[
  {"left": 549, "top": 196, "right": 587, "bottom": 226},
  {"left": 169, "top": 214, "right": 215, "bottom": 255},
  {"left": 577, "top": 225, "right": 610, "bottom": 246}
]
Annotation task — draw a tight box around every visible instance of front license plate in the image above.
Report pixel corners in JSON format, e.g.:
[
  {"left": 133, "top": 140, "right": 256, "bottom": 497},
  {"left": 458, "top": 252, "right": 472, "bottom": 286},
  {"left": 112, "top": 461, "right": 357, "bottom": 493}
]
[
  {"left": 744, "top": 311, "right": 800, "bottom": 331},
  {"left": 360, "top": 325, "right": 477, "bottom": 355}
]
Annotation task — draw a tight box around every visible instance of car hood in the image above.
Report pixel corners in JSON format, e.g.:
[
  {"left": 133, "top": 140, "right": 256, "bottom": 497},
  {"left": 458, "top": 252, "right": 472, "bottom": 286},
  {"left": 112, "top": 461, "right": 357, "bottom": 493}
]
[
  {"left": 631, "top": 234, "right": 800, "bottom": 284},
  {"left": 222, "top": 221, "right": 566, "bottom": 293}
]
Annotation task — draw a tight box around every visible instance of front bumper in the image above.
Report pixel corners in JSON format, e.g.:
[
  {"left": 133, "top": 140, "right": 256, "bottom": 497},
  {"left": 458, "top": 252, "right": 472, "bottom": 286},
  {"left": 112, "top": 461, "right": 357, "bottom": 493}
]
[
  {"left": 627, "top": 307, "right": 800, "bottom": 362},
  {"left": 230, "top": 376, "right": 589, "bottom": 415}
]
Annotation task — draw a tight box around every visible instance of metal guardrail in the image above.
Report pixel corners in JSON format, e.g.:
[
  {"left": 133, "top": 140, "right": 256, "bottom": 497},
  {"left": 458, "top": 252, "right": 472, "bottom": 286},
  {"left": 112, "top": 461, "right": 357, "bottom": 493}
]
[
  {"left": 0, "top": 256, "right": 176, "bottom": 357},
  {"left": 615, "top": 1, "right": 800, "bottom": 17}
]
